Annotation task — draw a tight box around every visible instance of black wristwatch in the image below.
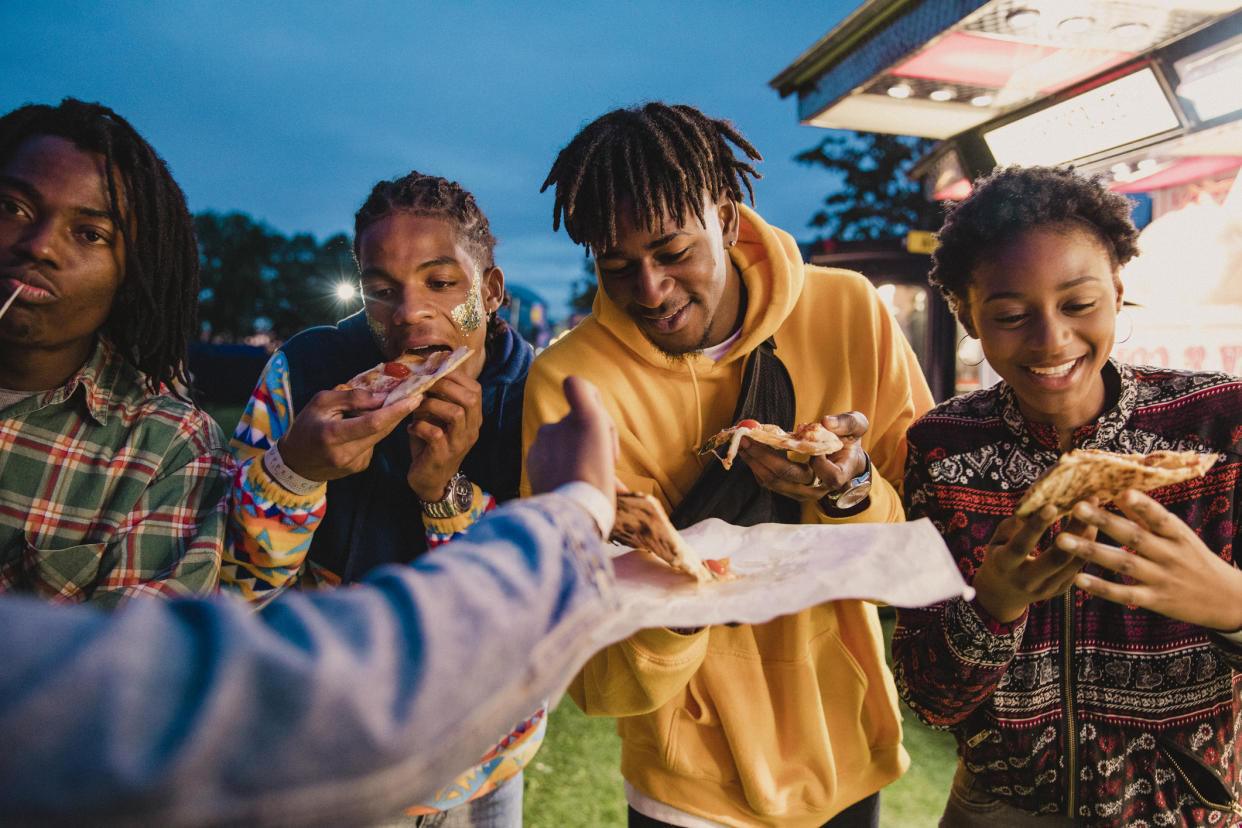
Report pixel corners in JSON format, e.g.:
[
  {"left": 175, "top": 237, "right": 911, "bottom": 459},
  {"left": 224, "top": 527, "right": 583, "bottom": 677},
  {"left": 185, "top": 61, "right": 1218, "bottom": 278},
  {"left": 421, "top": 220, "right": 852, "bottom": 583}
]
[
  {"left": 421, "top": 472, "right": 473, "bottom": 519},
  {"left": 820, "top": 453, "right": 872, "bottom": 513}
]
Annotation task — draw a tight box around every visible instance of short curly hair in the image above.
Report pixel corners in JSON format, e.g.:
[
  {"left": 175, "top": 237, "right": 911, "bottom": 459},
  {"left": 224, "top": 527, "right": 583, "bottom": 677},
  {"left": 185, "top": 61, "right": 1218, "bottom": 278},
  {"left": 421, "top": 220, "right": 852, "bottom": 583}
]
[
  {"left": 930, "top": 165, "right": 1141, "bottom": 312},
  {"left": 354, "top": 170, "right": 497, "bottom": 270}
]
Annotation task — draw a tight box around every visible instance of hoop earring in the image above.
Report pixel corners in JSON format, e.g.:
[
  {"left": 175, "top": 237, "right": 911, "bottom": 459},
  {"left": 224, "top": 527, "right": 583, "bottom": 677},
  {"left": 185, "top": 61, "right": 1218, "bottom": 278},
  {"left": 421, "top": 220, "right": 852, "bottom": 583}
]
[
  {"left": 1115, "top": 307, "right": 1133, "bottom": 345},
  {"left": 957, "top": 332, "right": 985, "bottom": 367}
]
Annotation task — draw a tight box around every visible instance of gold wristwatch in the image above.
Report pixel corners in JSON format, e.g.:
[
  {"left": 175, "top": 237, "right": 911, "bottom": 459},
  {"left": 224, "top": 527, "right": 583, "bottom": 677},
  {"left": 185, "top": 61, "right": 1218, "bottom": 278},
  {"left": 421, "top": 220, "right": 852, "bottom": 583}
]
[{"left": 421, "top": 472, "right": 473, "bottom": 518}]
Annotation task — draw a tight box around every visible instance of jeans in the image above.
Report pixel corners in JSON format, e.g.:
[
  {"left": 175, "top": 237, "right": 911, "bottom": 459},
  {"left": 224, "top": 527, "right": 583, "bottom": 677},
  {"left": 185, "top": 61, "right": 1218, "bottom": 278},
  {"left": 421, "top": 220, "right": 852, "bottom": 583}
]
[
  {"left": 374, "top": 772, "right": 524, "bottom": 828},
  {"left": 940, "top": 762, "right": 1081, "bottom": 827},
  {"left": 627, "top": 792, "right": 879, "bottom": 828}
]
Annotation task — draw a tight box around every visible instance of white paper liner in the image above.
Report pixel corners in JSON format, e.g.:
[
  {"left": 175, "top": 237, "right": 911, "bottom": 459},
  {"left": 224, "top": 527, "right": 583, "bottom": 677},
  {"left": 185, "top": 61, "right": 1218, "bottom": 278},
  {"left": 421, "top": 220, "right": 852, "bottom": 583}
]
[{"left": 603, "top": 516, "right": 972, "bottom": 630}]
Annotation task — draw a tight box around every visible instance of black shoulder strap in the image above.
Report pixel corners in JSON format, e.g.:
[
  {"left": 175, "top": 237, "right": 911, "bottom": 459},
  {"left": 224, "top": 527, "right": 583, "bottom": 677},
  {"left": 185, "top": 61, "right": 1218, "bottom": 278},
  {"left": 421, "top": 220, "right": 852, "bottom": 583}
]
[{"left": 669, "top": 337, "right": 802, "bottom": 529}]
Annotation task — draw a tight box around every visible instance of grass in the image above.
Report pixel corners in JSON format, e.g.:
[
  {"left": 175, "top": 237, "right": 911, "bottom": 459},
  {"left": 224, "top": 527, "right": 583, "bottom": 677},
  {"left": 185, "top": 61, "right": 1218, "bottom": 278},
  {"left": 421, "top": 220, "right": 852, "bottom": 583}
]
[
  {"left": 202, "top": 403, "right": 246, "bottom": 437},
  {"left": 524, "top": 614, "right": 958, "bottom": 827}
]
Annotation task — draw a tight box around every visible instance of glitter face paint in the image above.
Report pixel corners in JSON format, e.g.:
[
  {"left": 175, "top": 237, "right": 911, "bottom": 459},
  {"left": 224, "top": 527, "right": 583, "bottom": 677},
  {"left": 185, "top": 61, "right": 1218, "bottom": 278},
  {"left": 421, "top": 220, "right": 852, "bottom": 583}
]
[
  {"left": 450, "top": 270, "right": 484, "bottom": 333},
  {"left": 366, "top": 310, "right": 390, "bottom": 351}
]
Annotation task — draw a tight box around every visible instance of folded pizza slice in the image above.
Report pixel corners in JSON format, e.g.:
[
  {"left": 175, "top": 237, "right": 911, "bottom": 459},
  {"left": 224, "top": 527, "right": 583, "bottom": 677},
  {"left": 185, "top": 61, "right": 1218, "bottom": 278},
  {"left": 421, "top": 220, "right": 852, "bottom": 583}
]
[
  {"left": 611, "top": 492, "right": 719, "bottom": 584},
  {"left": 336, "top": 346, "right": 471, "bottom": 407},
  {"left": 699, "top": 418, "right": 844, "bottom": 470},
  {"left": 1015, "top": 448, "right": 1217, "bottom": 518}
]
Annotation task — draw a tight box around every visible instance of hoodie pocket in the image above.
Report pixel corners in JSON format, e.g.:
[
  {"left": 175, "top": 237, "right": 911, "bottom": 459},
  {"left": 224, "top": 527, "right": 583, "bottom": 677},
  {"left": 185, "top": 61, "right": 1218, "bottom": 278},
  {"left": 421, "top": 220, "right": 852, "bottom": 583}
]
[
  {"left": 1158, "top": 734, "right": 1242, "bottom": 817},
  {"left": 662, "top": 624, "right": 874, "bottom": 816},
  {"left": 22, "top": 537, "right": 106, "bottom": 603}
]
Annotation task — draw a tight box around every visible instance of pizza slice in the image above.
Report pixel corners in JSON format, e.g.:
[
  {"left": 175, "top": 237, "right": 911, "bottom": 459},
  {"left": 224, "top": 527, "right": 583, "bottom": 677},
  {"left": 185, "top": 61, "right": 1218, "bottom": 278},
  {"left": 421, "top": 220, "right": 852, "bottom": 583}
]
[
  {"left": 699, "top": 418, "right": 844, "bottom": 470},
  {"left": 1015, "top": 448, "right": 1217, "bottom": 518},
  {"left": 335, "top": 346, "right": 471, "bottom": 407},
  {"left": 611, "top": 492, "right": 720, "bottom": 583}
]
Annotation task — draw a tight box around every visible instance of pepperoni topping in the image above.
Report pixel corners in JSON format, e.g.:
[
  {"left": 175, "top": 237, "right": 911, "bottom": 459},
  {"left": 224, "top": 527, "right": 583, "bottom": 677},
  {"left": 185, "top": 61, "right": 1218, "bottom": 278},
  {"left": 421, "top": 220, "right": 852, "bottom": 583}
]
[
  {"left": 382, "top": 361, "right": 412, "bottom": 379},
  {"left": 705, "top": 557, "right": 732, "bottom": 577},
  {"left": 736, "top": 419, "right": 761, "bottom": 430}
]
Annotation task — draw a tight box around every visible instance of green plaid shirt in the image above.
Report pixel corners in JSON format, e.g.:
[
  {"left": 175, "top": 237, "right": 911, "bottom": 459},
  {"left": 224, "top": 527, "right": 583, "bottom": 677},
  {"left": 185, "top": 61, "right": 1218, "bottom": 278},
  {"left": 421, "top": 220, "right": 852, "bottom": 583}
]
[{"left": 0, "top": 338, "right": 232, "bottom": 609}]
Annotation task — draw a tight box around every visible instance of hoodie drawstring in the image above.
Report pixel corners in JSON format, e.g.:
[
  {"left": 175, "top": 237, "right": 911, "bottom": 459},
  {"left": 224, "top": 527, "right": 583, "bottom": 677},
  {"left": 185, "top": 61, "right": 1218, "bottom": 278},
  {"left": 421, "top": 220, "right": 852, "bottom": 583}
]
[{"left": 687, "top": 357, "right": 704, "bottom": 457}]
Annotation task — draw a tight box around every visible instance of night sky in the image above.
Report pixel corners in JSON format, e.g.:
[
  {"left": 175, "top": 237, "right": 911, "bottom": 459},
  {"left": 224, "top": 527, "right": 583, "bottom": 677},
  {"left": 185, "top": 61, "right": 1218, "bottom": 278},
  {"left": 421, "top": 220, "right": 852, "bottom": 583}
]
[{"left": 2, "top": 1, "right": 863, "bottom": 317}]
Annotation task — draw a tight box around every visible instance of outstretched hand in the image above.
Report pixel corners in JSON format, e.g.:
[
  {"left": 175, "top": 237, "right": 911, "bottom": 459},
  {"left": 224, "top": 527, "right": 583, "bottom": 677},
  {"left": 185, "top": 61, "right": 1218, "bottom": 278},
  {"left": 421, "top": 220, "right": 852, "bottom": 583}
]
[
  {"left": 736, "top": 412, "right": 870, "bottom": 502},
  {"left": 278, "top": 388, "right": 423, "bottom": 482},
  {"left": 971, "top": 502, "right": 1096, "bottom": 623},
  {"left": 1055, "top": 490, "right": 1242, "bottom": 632},
  {"left": 527, "top": 376, "right": 618, "bottom": 499}
]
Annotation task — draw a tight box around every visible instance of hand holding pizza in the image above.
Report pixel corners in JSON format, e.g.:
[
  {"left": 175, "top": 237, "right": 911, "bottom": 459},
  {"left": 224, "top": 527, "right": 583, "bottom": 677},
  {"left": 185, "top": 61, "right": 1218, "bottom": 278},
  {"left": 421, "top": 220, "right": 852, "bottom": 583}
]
[
  {"left": 278, "top": 388, "right": 424, "bottom": 483},
  {"left": 405, "top": 371, "right": 484, "bottom": 502},
  {"left": 1055, "top": 491, "right": 1242, "bottom": 633},
  {"left": 970, "top": 503, "right": 1096, "bottom": 624},
  {"left": 735, "top": 411, "right": 869, "bottom": 504}
]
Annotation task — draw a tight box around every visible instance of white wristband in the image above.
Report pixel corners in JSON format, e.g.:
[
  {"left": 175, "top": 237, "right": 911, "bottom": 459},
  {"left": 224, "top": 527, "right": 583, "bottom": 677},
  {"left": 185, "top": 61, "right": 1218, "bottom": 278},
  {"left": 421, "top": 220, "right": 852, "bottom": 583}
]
[{"left": 262, "top": 444, "right": 324, "bottom": 496}]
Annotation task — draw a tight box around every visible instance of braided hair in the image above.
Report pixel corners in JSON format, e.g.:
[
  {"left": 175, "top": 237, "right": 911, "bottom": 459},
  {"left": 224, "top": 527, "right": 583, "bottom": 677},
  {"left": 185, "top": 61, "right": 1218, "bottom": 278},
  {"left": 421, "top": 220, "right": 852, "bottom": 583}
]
[
  {"left": 930, "top": 165, "right": 1141, "bottom": 313},
  {"left": 541, "top": 102, "right": 762, "bottom": 252},
  {"left": 0, "top": 98, "right": 200, "bottom": 396},
  {"left": 354, "top": 171, "right": 509, "bottom": 350}
]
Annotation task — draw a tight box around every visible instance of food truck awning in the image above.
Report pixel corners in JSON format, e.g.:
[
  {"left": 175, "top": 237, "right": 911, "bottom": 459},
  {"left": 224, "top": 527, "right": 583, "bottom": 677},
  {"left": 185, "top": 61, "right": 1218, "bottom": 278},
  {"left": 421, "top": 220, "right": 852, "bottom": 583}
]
[{"left": 771, "top": 0, "right": 1242, "bottom": 196}]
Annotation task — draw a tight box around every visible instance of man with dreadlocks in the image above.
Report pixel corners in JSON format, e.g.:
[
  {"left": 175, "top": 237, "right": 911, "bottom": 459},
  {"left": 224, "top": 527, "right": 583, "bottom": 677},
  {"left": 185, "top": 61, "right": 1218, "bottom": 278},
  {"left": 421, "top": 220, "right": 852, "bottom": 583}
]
[
  {"left": 523, "top": 102, "right": 935, "bottom": 827},
  {"left": 222, "top": 170, "right": 539, "bottom": 825},
  {"left": 0, "top": 98, "right": 229, "bottom": 606}
]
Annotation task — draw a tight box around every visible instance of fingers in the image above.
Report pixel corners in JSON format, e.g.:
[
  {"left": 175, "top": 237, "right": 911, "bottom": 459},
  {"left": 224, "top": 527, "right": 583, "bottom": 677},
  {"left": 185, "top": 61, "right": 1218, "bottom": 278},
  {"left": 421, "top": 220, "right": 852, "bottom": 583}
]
[
  {"left": 821, "top": 411, "right": 869, "bottom": 441},
  {"left": 1113, "top": 490, "right": 1185, "bottom": 541},
  {"left": 563, "top": 374, "right": 603, "bottom": 416},
  {"left": 336, "top": 392, "right": 423, "bottom": 442},
  {"left": 527, "top": 376, "right": 617, "bottom": 498},
  {"left": 1073, "top": 570, "right": 1147, "bottom": 606},
  {"left": 1055, "top": 532, "right": 1152, "bottom": 583},
  {"left": 1062, "top": 495, "right": 1100, "bottom": 543},
  {"left": 570, "top": 376, "right": 620, "bottom": 455},
  {"left": 738, "top": 441, "right": 826, "bottom": 501},
  {"left": 1065, "top": 496, "right": 1168, "bottom": 555},
  {"left": 305, "top": 387, "right": 388, "bottom": 417},
  {"left": 989, "top": 505, "right": 1061, "bottom": 568}
]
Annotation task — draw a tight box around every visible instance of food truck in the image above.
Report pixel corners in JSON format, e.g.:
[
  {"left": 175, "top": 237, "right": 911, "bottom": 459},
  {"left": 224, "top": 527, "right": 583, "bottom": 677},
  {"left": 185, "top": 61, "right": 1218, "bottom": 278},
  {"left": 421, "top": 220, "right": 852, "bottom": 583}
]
[{"left": 772, "top": 0, "right": 1242, "bottom": 399}]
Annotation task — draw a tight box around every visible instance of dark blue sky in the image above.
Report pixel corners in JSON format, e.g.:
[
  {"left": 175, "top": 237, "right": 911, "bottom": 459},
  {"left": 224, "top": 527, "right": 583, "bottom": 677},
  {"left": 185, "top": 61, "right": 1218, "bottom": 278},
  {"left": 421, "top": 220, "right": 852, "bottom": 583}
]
[{"left": 2, "top": 1, "right": 861, "bottom": 318}]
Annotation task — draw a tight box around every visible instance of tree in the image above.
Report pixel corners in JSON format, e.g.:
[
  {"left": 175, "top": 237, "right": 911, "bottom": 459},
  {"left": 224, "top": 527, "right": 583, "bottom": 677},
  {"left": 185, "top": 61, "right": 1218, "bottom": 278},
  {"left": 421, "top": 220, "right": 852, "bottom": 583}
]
[
  {"left": 195, "top": 212, "right": 358, "bottom": 342},
  {"left": 796, "top": 131, "right": 942, "bottom": 240}
]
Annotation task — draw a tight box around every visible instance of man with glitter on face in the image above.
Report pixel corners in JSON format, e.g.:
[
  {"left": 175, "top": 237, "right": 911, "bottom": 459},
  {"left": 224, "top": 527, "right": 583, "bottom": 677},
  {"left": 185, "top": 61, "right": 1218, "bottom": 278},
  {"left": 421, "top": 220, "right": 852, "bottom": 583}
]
[{"left": 221, "top": 171, "right": 538, "bottom": 825}]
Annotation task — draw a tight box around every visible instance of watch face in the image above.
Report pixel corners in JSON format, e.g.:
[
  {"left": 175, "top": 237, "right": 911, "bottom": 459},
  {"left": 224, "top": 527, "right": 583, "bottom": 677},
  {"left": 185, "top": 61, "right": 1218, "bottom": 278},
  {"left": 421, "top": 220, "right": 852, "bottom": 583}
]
[
  {"left": 834, "top": 482, "right": 871, "bottom": 509},
  {"left": 452, "top": 476, "right": 473, "bottom": 512}
]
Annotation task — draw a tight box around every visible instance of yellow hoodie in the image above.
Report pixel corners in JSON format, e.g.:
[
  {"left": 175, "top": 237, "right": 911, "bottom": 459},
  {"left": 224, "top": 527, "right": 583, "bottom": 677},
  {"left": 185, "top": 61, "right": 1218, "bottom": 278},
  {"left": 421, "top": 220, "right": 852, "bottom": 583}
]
[{"left": 521, "top": 205, "right": 934, "bottom": 827}]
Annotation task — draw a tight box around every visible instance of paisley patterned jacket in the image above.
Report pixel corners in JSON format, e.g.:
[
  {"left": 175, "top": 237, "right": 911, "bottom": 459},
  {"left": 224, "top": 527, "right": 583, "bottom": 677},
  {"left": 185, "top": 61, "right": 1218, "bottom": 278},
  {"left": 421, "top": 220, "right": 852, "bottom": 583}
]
[{"left": 893, "top": 361, "right": 1242, "bottom": 827}]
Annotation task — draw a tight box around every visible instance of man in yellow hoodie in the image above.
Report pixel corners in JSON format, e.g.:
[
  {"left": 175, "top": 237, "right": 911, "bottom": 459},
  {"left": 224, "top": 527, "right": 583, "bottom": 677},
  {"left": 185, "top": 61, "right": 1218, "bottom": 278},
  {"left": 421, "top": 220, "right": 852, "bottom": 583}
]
[{"left": 521, "top": 102, "right": 935, "bottom": 828}]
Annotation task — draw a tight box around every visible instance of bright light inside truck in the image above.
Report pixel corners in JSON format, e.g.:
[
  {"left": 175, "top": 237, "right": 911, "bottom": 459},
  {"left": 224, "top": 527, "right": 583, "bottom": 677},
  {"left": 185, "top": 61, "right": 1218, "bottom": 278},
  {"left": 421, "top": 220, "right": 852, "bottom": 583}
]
[
  {"left": 1006, "top": 8, "right": 1040, "bottom": 30},
  {"left": 335, "top": 283, "right": 357, "bottom": 302}
]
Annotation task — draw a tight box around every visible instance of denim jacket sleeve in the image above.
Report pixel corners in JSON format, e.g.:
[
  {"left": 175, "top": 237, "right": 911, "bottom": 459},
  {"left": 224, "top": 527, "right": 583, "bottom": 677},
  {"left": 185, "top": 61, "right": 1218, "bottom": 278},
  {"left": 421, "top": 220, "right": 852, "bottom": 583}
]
[{"left": 0, "top": 493, "right": 617, "bottom": 827}]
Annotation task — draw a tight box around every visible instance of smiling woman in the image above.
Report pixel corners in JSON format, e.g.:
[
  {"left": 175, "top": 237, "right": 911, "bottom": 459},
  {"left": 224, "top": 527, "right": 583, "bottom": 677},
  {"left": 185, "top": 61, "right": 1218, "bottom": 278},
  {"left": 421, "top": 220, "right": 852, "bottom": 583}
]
[{"left": 893, "top": 166, "right": 1242, "bottom": 827}]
